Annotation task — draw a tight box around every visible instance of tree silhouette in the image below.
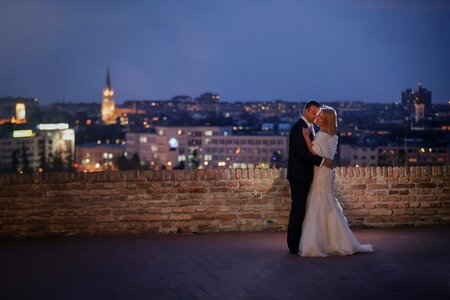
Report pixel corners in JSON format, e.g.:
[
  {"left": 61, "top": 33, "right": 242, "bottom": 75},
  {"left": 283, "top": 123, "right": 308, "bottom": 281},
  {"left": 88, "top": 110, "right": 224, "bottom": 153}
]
[
  {"left": 52, "top": 153, "right": 64, "bottom": 172},
  {"left": 66, "top": 153, "right": 74, "bottom": 172},
  {"left": 39, "top": 145, "right": 49, "bottom": 172},
  {"left": 174, "top": 160, "right": 185, "bottom": 170},
  {"left": 10, "top": 149, "right": 19, "bottom": 173},
  {"left": 117, "top": 154, "right": 130, "bottom": 170},
  {"left": 130, "top": 153, "right": 141, "bottom": 170},
  {"left": 190, "top": 149, "right": 200, "bottom": 169},
  {"left": 21, "top": 143, "right": 31, "bottom": 173}
]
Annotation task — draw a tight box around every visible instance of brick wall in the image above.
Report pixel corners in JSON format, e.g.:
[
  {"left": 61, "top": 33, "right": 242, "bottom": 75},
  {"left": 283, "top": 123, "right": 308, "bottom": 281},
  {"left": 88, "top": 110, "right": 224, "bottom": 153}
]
[{"left": 0, "top": 166, "right": 449, "bottom": 237}]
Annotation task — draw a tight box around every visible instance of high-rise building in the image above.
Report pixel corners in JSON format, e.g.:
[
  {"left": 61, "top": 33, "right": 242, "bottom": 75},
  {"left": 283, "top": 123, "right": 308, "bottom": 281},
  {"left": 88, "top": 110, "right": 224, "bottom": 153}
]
[
  {"left": 401, "top": 82, "right": 432, "bottom": 120},
  {"left": 101, "top": 67, "right": 116, "bottom": 125},
  {"left": 414, "top": 81, "right": 431, "bottom": 122},
  {"left": 401, "top": 89, "right": 415, "bottom": 109}
]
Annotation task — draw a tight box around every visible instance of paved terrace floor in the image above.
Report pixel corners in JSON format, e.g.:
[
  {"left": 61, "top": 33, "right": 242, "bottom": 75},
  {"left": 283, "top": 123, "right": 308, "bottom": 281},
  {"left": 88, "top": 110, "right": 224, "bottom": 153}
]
[{"left": 1, "top": 226, "right": 449, "bottom": 300}]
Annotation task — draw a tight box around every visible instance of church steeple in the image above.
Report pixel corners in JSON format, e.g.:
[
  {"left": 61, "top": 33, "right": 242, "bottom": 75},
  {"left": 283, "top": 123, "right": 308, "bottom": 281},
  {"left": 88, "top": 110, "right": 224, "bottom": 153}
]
[
  {"left": 106, "top": 66, "right": 111, "bottom": 89},
  {"left": 101, "top": 66, "right": 116, "bottom": 125}
]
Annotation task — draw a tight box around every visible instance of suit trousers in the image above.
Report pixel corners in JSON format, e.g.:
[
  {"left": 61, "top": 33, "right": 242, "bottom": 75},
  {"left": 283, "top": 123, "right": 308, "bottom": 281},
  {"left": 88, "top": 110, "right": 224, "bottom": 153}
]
[{"left": 287, "top": 180, "right": 312, "bottom": 252}]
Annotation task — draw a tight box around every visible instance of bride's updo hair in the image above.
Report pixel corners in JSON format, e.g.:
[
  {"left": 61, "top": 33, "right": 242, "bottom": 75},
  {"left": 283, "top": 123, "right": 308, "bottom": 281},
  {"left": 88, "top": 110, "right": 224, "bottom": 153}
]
[{"left": 320, "top": 106, "right": 337, "bottom": 136}]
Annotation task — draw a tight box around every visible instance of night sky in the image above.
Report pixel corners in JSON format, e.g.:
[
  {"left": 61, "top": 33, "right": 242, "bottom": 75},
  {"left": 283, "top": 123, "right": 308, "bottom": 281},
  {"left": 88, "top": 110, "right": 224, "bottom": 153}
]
[{"left": 1, "top": 0, "right": 449, "bottom": 104}]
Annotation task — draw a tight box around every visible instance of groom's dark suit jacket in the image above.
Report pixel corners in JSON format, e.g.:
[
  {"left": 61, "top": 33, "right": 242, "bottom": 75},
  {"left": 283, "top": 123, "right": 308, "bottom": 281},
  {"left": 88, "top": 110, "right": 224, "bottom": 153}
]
[{"left": 287, "top": 118, "right": 323, "bottom": 181}]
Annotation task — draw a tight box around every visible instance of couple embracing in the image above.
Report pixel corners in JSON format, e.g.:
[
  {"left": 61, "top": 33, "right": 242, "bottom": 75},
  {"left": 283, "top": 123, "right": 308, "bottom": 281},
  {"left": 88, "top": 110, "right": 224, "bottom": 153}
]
[{"left": 287, "top": 101, "right": 374, "bottom": 257}]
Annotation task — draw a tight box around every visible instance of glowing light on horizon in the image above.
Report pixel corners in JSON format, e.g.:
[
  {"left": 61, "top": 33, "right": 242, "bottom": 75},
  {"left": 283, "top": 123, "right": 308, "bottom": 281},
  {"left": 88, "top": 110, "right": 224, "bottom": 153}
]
[
  {"left": 38, "top": 122, "right": 70, "bottom": 130},
  {"left": 13, "top": 130, "right": 33, "bottom": 138}
]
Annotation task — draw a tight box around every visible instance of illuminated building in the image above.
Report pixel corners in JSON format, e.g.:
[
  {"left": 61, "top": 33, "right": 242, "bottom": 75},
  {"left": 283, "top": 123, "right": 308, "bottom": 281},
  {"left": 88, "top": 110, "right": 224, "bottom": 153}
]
[
  {"left": 100, "top": 68, "right": 146, "bottom": 125},
  {"left": 0, "top": 124, "right": 75, "bottom": 172},
  {"left": 0, "top": 97, "right": 38, "bottom": 124},
  {"left": 339, "top": 144, "right": 378, "bottom": 166},
  {"left": 126, "top": 126, "right": 288, "bottom": 170},
  {"left": 378, "top": 146, "right": 447, "bottom": 166},
  {"left": 339, "top": 144, "right": 448, "bottom": 166},
  {"left": 0, "top": 130, "right": 41, "bottom": 171},
  {"left": 205, "top": 135, "right": 288, "bottom": 169},
  {"left": 11, "top": 101, "right": 27, "bottom": 124},
  {"left": 101, "top": 67, "right": 116, "bottom": 125},
  {"left": 39, "top": 124, "right": 75, "bottom": 170},
  {"left": 75, "top": 143, "right": 125, "bottom": 172},
  {"left": 402, "top": 82, "right": 432, "bottom": 120}
]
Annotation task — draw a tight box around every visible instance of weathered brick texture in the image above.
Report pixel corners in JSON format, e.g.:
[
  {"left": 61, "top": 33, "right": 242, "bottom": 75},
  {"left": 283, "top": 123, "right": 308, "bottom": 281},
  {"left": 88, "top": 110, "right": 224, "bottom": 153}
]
[
  {"left": 334, "top": 166, "right": 450, "bottom": 227},
  {"left": 0, "top": 166, "right": 448, "bottom": 237}
]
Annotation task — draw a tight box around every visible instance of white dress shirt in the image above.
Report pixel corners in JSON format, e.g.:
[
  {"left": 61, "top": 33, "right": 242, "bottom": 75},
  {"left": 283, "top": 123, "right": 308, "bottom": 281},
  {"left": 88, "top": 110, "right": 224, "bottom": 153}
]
[{"left": 300, "top": 116, "right": 324, "bottom": 166}]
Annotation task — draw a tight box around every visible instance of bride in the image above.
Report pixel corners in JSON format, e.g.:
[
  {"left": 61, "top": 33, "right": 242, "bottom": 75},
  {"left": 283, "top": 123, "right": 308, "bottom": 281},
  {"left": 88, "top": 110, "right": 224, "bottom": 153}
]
[{"left": 299, "top": 106, "right": 374, "bottom": 257}]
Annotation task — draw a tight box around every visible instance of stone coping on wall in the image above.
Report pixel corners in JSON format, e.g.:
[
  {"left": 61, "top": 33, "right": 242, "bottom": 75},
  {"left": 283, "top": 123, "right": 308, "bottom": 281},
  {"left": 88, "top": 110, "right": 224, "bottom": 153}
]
[{"left": 0, "top": 165, "right": 448, "bottom": 185}]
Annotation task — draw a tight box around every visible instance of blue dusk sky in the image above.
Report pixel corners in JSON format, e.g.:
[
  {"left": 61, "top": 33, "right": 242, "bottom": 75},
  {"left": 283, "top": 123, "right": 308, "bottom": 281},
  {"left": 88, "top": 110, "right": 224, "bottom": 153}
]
[{"left": 0, "top": 0, "right": 449, "bottom": 104}]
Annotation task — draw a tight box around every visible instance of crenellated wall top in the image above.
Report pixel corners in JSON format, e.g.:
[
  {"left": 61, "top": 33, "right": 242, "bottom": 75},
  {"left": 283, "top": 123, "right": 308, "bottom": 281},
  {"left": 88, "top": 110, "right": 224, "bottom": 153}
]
[
  {"left": 335, "top": 165, "right": 449, "bottom": 178},
  {"left": 0, "top": 166, "right": 448, "bottom": 185}
]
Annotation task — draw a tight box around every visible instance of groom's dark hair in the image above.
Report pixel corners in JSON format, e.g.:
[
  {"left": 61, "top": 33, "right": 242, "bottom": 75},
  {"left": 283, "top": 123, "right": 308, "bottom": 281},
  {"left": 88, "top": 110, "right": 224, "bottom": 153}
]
[{"left": 304, "top": 100, "right": 320, "bottom": 111}]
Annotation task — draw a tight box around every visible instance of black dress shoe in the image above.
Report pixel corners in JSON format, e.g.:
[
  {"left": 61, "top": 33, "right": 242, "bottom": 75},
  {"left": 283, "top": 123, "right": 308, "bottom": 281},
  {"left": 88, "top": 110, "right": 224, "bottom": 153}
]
[{"left": 289, "top": 249, "right": 299, "bottom": 255}]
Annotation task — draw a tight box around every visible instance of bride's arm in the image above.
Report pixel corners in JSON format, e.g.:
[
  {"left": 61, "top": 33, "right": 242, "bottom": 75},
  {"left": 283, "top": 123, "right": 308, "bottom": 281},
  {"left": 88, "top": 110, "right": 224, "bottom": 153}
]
[{"left": 302, "top": 128, "right": 318, "bottom": 156}]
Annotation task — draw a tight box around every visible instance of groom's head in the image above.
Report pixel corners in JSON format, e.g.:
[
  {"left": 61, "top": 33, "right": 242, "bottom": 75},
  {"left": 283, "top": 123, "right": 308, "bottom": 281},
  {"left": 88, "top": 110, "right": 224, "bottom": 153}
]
[{"left": 303, "top": 100, "right": 321, "bottom": 124}]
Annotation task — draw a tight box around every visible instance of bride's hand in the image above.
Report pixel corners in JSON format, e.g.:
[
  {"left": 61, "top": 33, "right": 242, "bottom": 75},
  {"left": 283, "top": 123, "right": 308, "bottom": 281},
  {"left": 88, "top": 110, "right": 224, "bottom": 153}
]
[{"left": 302, "top": 127, "right": 310, "bottom": 139}]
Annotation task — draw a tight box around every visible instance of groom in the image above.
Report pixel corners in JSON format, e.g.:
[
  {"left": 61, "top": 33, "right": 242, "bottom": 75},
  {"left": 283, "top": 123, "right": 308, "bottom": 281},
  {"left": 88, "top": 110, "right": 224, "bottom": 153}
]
[{"left": 287, "top": 100, "right": 333, "bottom": 254}]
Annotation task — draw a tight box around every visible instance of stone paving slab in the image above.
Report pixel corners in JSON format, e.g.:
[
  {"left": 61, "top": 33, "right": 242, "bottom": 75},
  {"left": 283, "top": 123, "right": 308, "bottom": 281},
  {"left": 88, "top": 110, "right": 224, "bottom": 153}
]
[{"left": 1, "top": 226, "right": 449, "bottom": 299}]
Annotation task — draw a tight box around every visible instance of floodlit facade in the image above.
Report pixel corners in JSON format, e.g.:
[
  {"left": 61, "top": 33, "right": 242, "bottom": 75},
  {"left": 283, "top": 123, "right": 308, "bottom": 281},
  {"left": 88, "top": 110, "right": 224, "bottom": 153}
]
[
  {"left": 101, "top": 67, "right": 116, "bottom": 125},
  {"left": 126, "top": 126, "right": 288, "bottom": 169}
]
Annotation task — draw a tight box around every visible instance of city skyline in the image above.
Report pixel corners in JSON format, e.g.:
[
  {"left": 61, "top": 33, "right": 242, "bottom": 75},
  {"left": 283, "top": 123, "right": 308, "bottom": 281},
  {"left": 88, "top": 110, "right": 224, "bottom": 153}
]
[{"left": 1, "top": 0, "right": 449, "bottom": 104}]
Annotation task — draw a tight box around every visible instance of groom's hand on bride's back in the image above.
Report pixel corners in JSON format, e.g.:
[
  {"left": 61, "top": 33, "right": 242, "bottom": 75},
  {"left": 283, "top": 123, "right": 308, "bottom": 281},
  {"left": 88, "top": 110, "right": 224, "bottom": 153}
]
[{"left": 323, "top": 158, "right": 334, "bottom": 169}]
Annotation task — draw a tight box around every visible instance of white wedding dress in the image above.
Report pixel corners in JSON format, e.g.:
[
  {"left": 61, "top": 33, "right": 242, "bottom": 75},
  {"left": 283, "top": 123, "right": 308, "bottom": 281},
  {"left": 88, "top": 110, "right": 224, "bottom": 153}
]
[{"left": 299, "top": 132, "right": 374, "bottom": 257}]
